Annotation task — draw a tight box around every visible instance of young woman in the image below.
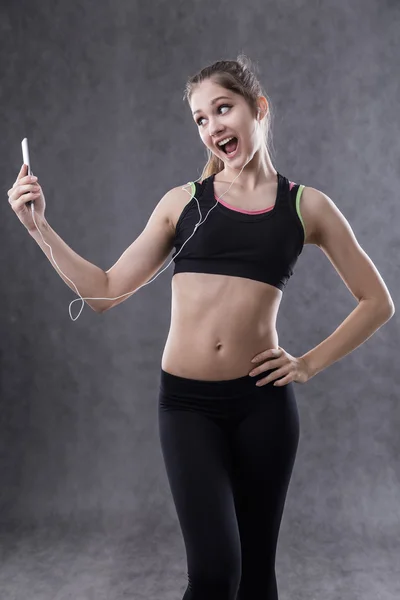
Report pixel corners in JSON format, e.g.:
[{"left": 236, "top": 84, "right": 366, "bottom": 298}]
[{"left": 8, "top": 56, "right": 394, "bottom": 599}]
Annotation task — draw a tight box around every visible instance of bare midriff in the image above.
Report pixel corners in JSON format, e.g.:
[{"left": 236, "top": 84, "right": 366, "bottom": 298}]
[
  {"left": 161, "top": 272, "right": 282, "bottom": 381},
  {"left": 161, "top": 173, "right": 309, "bottom": 381}
]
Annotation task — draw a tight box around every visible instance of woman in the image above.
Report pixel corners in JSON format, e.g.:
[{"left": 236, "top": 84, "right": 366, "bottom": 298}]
[{"left": 8, "top": 56, "right": 394, "bottom": 599}]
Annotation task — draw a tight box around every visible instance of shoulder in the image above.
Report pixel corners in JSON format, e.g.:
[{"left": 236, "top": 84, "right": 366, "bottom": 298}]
[
  {"left": 159, "top": 183, "right": 197, "bottom": 234},
  {"left": 301, "top": 187, "right": 357, "bottom": 253},
  {"left": 298, "top": 185, "right": 349, "bottom": 246}
]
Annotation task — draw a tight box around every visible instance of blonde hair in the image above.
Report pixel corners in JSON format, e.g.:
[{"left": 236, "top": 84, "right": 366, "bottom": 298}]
[{"left": 183, "top": 53, "right": 275, "bottom": 181}]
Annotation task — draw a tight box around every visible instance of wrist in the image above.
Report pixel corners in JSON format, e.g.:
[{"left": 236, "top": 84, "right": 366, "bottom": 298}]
[
  {"left": 300, "top": 353, "right": 319, "bottom": 381},
  {"left": 28, "top": 214, "right": 49, "bottom": 237}
]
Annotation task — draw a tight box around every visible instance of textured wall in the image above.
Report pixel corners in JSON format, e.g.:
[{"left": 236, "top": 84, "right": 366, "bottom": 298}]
[{"left": 0, "top": 0, "right": 399, "bottom": 597}]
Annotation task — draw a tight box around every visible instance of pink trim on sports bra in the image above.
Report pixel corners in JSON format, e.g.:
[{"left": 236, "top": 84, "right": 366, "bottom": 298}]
[{"left": 213, "top": 181, "right": 296, "bottom": 215}]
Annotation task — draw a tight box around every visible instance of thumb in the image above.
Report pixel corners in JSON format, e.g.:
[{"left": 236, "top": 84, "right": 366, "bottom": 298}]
[{"left": 15, "top": 163, "right": 28, "bottom": 185}]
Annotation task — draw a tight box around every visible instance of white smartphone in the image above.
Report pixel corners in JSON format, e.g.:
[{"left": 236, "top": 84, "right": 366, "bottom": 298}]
[{"left": 21, "top": 138, "right": 32, "bottom": 206}]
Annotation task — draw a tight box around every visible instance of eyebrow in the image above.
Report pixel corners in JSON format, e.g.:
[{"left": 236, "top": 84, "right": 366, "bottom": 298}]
[{"left": 192, "top": 96, "right": 232, "bottom": 117}]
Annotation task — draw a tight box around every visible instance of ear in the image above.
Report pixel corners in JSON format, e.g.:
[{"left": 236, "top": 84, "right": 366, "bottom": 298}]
[{"left": 257, "top": 97, "right": 269, "bottom": 120}]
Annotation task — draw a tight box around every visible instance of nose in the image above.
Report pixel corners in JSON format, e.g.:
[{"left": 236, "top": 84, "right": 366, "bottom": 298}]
[{"left": 209, "top": 122, "right": 225, "bottom": 143}]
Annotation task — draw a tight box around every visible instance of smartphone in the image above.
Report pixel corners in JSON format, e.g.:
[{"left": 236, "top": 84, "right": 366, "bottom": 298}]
[{"left": 21, "top": 138, "right": 32, "bottom": 206}]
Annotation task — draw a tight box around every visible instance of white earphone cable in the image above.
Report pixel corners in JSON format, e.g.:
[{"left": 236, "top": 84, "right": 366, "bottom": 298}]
[{"left": 30, "top": 111, "right": 262, "bottom": 321}]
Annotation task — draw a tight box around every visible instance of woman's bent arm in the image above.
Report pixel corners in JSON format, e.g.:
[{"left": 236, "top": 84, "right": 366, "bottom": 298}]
[{"left": 29, "top": 216, "right": 108, "bottom": 313}]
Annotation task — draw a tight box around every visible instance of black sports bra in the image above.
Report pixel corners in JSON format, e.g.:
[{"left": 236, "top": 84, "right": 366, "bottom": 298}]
[{"left": 172, "top": 172, "right": 306, "bottom": 292}]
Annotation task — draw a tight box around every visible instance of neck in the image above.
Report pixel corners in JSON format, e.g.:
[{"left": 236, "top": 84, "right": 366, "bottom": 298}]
[{"left": 220, "top": 147, "right": 277, "bottom": 191}]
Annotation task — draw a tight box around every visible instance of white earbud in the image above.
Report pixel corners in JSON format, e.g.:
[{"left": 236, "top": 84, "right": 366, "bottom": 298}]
[{"left": 257, "top": 108, "right": 261, "bottom": 121}]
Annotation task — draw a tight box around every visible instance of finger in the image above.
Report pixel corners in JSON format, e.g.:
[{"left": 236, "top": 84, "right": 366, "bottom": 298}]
[
  {"left": 7, "top": 185, "right": 19, "bottom": 198},
  {"left": 14, "top": 166, "right": 37, "bottom": 188},
  {"left": 252, "top": 348, "right": 281, "bottom": 363},
  {"left": 249, "top": 357, "right": 283, "bottom": 376},
  {"left": 11, "top": 190, "right": 39, "bottom": 208},
  {"left": 273, "top": 374, "right": 292, "bottom": 387},
  {"left": 14, "top": 183, "right": 39, "bottom": 196},
  {"left": 255, "top": 366, "right": 289, "bottom": 386},
  {"left": 8, "top": 184, "right": 39, "bottom": 203},
  {"left": 19, "top": 175, "right": 38, "bottom": 186},
  {"left": 15, "top": 164, "right": 28, "bottom": 186}
]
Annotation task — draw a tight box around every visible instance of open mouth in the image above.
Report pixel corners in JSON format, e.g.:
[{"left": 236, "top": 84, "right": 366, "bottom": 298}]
[{"left": 219, "top": 137, "right": 239, "bottom": 156}]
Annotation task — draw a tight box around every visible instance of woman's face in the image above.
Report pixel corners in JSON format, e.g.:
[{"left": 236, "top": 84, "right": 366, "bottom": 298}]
[{"left": 190, "top": 79, "right": 260, "bottom": 167}]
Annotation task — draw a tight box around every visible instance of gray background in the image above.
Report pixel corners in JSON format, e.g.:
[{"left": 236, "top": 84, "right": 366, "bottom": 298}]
[{"left": 1, "top": 0, "right": 399, "bottom": 598}]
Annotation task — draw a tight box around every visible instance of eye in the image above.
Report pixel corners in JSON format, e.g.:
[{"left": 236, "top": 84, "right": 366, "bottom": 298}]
[{"left": 196, "top": 104, "right": 231, "bottom": 126}]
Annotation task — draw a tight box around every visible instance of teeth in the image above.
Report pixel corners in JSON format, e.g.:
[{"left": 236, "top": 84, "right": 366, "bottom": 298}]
[{"left": 217, "top": 136, "right": 235, "bottom": 147}]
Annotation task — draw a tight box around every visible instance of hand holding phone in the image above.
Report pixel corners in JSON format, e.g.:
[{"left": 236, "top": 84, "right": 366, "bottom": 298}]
[{"left": 6, "top": 139, "right": 46, "bottom": 232}]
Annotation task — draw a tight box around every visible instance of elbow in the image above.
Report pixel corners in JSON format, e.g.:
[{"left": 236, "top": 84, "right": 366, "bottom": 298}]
[
  {"left": 380, "top": 295, "right": 395, "bottom": 319},
  {"left": 92, "top": 305, "right": 106, "bottom": 315},
  {"left": 91, "top": 301, "right": 111, "bottom": 314},
  {"left": 97, "top": 304, "right": 110, "bottom": 314},
  {"left": 360, "top": 296, "right": 395, "bottom": 321},
  {"left": 384, "top": 300, "right": 395, "bottom": 320},
  {"left": 376, "top": 298, "right": 395, "bottom": 321},
  {"left": 97, "top": 300, "right": 116, "bottom": 314}
]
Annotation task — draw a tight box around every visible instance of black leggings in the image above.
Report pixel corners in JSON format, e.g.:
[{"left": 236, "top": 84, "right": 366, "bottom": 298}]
[{"left": 158, "top": 368, "right": 300, "bottom": 600}]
